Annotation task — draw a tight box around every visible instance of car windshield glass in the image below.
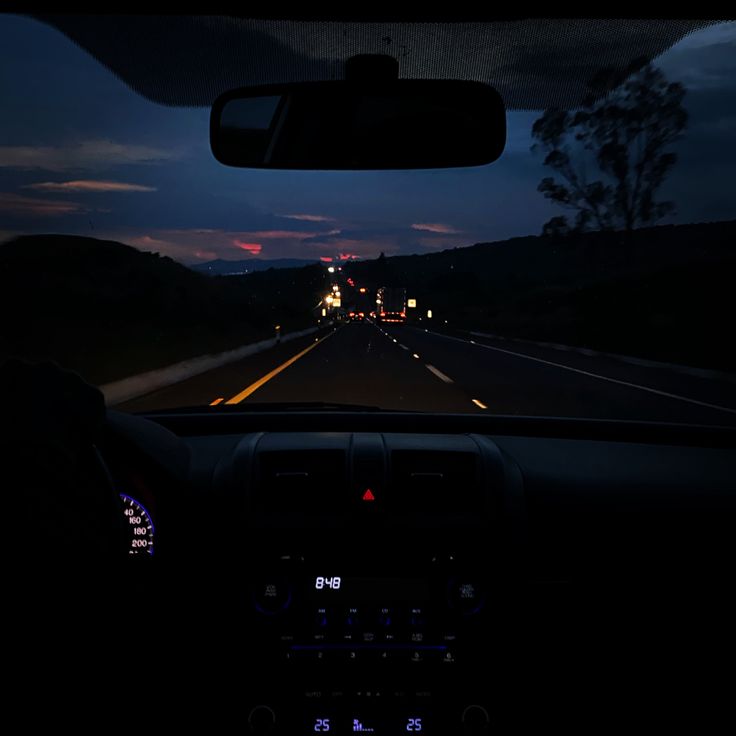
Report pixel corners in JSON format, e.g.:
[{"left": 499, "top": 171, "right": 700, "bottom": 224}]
[{"left": 1, "top": 15, "right": 735, "bottom": 425}]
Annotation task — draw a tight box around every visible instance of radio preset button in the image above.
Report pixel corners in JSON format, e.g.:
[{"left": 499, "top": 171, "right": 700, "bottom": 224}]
[
  {"left": 314, "top": 607, "right": 329, "bottom": 629},
  {"left": 345, "top": 607, "right": 360, "bottom": 628},
  {"left": 377, "top": 608, "right": 393, "bottom": 627},
  {"left": 409, "top": 607, "right": 426, "bottom": 627}
]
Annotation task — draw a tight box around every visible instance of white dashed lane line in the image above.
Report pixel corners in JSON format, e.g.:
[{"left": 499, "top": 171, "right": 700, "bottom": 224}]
[
  {"left": 423, "top": 329, "right": 736, "bottom": 416},
  {"left": 381, "top": 325, "right": 484, "bottom": 403}
]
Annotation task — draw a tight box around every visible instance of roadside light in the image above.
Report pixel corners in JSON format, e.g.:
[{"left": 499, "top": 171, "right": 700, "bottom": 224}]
[
  {"left": 327, "top": 266, "right": 335, "bottom": 273},
  {"left": 322, "top": 308, "right": 327, "bottom": 317},
  {"left": 427, "top": 310, "right": 432, "bottom": 319},
  {"left": 332, "top": 284, "right": 339, "bottom": 291},
  {"left": 408, "top": 298, "right": 417, "bottom": 308},
  {"left": 359, "top": 287, "right": 367, "bottom": 293},
  {"left": 326, "top": 295, "right": 334, "bottom": 304},
  {"left": 335, "top": 291, "right": 341, "bottom": 297}
]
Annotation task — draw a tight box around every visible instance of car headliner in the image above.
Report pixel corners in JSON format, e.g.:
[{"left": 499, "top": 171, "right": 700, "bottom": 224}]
[{"left": 32, "top": 15, "right": 718, "bottom": 110}]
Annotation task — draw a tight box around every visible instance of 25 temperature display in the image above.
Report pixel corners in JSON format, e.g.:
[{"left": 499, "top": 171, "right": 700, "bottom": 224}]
[{"left": 314, "top": 576, "right": 342, "bottom": 590}]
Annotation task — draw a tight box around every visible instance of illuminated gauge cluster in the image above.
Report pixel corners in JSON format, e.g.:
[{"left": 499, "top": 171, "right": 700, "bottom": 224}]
[{"left": 119, "top": 493, "right": 155, "bottom": 556}]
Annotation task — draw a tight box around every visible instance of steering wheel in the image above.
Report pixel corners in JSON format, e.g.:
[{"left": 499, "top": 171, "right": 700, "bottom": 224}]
[{"left": 3, "top": 359, "right": 127, "bottom": 597}]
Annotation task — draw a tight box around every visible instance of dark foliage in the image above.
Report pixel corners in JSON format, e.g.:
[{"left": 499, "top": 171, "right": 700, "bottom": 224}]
[{"left": 531, "top": 61, "right": 687, "bottom": 234}]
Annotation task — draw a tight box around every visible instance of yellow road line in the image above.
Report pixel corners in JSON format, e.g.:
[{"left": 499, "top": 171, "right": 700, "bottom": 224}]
[
  {"left": 225, "top": 330, "right": 336, "bottom": 405},
  {"left": 209, "top": 397, "right": 225, "bottom": 406}
]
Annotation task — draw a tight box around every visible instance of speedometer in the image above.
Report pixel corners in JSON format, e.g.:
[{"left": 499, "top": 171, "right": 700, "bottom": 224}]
[{"left": 119, "top": 493, "right": 154, "bottom": 556}]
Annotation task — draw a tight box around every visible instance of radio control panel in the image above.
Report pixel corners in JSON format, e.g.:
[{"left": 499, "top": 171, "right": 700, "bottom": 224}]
[{"left": 248, "top": 554, "right": 488, "bottom": 668}]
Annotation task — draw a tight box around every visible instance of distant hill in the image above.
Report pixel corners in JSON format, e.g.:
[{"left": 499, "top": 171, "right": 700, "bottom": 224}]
[
  {"left": 191, "top": 257, "right": 321, "bottom": 275},
  {"left": 344, "top": 220, "right": 736, "bottom": 371},
  {"left": 0, "top": 234, "right": 327, "bottom": 384}
]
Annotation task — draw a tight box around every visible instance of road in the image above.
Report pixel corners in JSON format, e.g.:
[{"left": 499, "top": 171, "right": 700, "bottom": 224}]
[{"left": 117, "top": 322, "right": 736, "bottom": 426}]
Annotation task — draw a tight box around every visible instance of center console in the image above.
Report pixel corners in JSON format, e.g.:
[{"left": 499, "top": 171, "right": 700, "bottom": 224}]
[
  {"left": 216, "top": 431, "right": 523, "bottom": 734},
  {"left": 245, "top": 550, "right": 495, "bottom": 735}
]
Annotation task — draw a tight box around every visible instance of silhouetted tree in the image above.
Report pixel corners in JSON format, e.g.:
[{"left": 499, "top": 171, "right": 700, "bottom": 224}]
[{"left": 532, "top": 61, "right": 687, "bottom": 234}]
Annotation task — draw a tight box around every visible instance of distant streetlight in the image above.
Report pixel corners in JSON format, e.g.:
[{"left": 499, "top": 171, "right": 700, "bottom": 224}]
[{"left": 327, "top": 266, "right": 335, "bottom": 273}]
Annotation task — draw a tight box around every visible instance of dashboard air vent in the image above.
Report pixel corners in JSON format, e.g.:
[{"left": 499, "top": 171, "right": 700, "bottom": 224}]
[
  {"left": 390, "top": 450, "right": 481, "bottom": 512},
  {"left": 255, "top": 450, "right": 347, "bottom": 512}
]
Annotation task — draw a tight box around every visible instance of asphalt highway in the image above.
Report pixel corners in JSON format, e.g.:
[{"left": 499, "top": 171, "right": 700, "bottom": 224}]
[{"left": 117, "top": 322, "right": 736, "bottom": 426}]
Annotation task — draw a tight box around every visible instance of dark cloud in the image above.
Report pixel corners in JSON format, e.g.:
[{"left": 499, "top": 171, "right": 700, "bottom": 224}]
[
  {"left": 0, "top": 192, "right": 86, "bottom": 217},
  {"left": 23, "top": 180, "right": 157, "bottom": 193}
]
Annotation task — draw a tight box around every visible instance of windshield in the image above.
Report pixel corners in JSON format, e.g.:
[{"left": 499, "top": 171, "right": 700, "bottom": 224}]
[{"left": 1, "top": 15, "right": 735, "bottom": 425}]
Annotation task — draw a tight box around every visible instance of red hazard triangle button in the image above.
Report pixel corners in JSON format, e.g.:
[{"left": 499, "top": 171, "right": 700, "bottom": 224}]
[{"left": 362, "top": 489, "right": 376, "bottom": 502}]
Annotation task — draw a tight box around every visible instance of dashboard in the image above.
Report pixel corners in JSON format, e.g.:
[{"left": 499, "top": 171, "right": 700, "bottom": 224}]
[{"left": 70, "top": 410, "right": 736, "bottom": 734}]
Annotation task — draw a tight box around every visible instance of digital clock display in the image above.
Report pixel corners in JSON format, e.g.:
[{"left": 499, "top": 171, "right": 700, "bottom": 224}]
[
  {"left": 315, "top": 576, "right": 342, "bottom": 590},
  {"left": 309, "top": 576, "right": 429, "bottom": 601}
]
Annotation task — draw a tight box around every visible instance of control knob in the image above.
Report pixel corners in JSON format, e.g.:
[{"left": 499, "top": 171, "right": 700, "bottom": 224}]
[
  {"left": 462, "top": 704, "right": 490, "bottom": 735},
  {"left": 248, "top": 705, "right": 277, "bottom": 735}
]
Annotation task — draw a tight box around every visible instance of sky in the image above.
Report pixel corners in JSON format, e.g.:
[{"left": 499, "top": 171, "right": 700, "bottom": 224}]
[{"left": 0, "top": 15, "right": 735, "bottom": 265}]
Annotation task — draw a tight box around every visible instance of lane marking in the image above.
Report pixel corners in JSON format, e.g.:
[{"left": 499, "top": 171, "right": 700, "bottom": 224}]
[
  {"left": 426, "top": 364, "right": 454, "bottom": 384},
  {"left": 421, "top": 329, "right": 736, "bottom": 416},
  {"left": 224, "top": 330, "right": 337, "bottom": 404},
  {"left": 472, "top": 399, "right": 488, "bottom": 409},
  {"left": 400, "top": 345, "right": 409, "bottom": 350},
  {"left": 412, "top": 353, "right": 420, "bottom": 359},
  {"left": 209, "top": 397, "right": 224, "bottom": 406}
]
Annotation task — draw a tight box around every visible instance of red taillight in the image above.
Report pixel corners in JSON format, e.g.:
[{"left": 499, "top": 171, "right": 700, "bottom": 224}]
[
  {"left": 401, "top": 312, "right": 406, "bottom": 317},
  {"left": 380, "top": 312, "right": 386, "bottom": 317}
]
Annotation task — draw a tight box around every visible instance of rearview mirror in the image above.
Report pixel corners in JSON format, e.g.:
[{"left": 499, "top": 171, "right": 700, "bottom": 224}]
[{"left": 210, "top": 80, "right": 505, "bottom": 170}]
